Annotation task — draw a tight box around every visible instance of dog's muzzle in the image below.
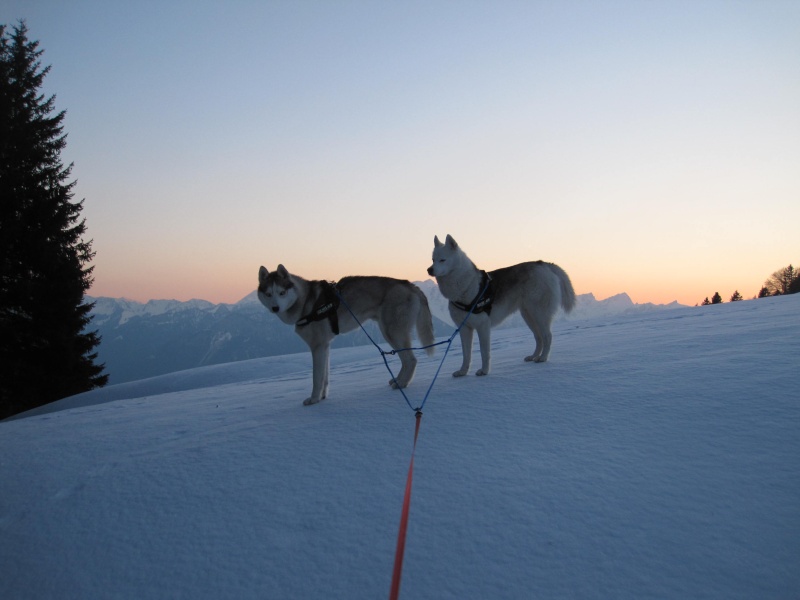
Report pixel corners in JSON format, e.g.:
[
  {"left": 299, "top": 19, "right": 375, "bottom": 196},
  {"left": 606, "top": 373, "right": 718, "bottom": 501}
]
[
  {"left": 271, "top": 306, "right": 279, "bottom": 313},
  {"left": 427, "top": 265, "right": 434, "bottom": 276}
]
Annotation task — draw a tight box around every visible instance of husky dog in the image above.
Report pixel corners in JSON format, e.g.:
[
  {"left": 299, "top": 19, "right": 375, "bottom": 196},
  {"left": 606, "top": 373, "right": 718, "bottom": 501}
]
[
  {"left": 258, "top": 265, "right": 435, "bottom": 405},
  {"left": 427, "top": 235, "right": 575, "bottom": 377}
]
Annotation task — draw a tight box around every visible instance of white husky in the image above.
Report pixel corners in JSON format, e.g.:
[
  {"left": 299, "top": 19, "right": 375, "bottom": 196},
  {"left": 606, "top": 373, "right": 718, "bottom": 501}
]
[
  {"left": 258, "top": 265, "right": 435, "bottom": 405},
  {"left": 427, "top": 235, "right": 575, "bottom": 377}
]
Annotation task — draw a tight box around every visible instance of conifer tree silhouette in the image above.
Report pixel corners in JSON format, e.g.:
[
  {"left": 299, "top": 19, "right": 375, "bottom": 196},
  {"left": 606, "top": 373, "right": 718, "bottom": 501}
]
[{"left": 1, "top": 22, "right": 107, "bottom": 418}]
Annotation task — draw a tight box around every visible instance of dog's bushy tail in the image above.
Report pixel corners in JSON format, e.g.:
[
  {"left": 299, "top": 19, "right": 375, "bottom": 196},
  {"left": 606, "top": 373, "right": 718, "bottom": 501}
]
[
  {"left": 415, "top": 288, "right": 436, "bottom": 356},
  {"left": 551, "top": 264, "right": 577, "bottom": 314}
]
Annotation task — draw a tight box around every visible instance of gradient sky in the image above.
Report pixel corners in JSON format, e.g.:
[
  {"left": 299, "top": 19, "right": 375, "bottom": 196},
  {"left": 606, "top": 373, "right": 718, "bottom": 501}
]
[{"left": 6, "top": 1, "right": 799, "bottom": 306}]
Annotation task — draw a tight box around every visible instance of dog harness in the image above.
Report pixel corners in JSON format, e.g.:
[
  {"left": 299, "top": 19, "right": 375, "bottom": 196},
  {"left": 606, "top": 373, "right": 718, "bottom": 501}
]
[
  {"left": 296, "top": 281, "right": 341, "bottom": 335},
  {"left": 450, "top": 271, "right": 493, "bottom": 315}
]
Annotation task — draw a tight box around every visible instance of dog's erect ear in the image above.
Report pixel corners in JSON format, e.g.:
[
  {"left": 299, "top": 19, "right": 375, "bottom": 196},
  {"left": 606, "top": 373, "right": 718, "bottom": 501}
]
[
  {"left": 434, "top": 235, "right": 442, "bottom": 247},
  {"left": 445, "top": 234, "right": 458, "bottom": 249},
  {"left": 277, "top": 264, "right": 289, "bottom": 278},
  {"left": 258, "top": 266, "right": 269, "bottom": 284}
]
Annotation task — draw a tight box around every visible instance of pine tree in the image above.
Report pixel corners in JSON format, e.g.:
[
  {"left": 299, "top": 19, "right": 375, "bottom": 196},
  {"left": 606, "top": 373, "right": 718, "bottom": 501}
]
[
  {"left": 758, "top": 286, "right": 770, "bottom": 298},
  {"left": 730, "top": 290, "right": 743, "bottom": 302},
  {"left": 711, "top": 292, "right": 723, "bottom": 304},
  {"left": 790, "top": 271, "right": 800, "bottom": 294},
  {"left": 701, "top": 297, "right": 711, "bottom": 306},
  {"left": 1, "top": 22, "right": 107, "bottom": 419}
]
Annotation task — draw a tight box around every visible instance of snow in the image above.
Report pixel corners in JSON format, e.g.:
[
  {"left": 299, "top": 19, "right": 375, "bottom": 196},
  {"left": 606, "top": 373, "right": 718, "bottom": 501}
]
[{"left": 2, "top": 295, "right": 798, "bottom": 599}]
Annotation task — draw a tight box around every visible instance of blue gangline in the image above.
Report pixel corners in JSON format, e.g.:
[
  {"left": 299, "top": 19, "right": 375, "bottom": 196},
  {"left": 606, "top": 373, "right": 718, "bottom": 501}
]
[{"left": 334, "top": 278, "right": 490, "bottom": 413}]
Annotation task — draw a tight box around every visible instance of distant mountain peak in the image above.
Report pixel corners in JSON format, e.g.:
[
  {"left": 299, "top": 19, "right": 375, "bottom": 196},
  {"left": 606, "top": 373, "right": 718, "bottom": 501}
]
[{"left": 599, "top": 292, "right": 634, "bottom": 305}]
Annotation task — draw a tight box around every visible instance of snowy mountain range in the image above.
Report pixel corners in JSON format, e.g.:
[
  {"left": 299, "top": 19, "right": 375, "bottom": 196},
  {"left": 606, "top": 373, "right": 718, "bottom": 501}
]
[{"left": 87, "top": 281, "right": 684, "bottom": 385}]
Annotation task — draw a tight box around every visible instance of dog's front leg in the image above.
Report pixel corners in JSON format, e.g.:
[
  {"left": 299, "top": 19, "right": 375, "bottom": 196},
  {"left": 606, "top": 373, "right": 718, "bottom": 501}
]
[
  {"left": 475, "top": 321, "right": 492, "bottom": 376},
  {"left": 454, "top": 326, "right": 473, "bottom": 377},
  {"left": 305, "top": 344, "right": 330, "bottom": 405},
  {"left": 322, "top": 347, "right": 330, "bottom": 399}
]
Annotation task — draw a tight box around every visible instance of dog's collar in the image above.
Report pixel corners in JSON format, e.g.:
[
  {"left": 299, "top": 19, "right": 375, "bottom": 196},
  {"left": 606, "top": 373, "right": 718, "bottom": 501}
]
[
  {"left": 296, "top": 281, "right": 341, "bottom": 334},
  {"left": 450, "top": 271, "right": 493, "bottom": 315}
]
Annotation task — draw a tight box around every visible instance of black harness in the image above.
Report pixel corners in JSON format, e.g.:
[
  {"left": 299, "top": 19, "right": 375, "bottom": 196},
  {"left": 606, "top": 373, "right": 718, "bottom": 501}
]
[
  {"left": 450, "top": 271, "right": 494, "bottom": 315},
  {"left": 296, "top": 281, "right": 341, "bottom": 334}
]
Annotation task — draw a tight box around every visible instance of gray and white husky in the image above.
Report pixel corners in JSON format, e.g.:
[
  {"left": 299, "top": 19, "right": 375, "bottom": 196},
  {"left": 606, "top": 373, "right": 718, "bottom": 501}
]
[
  {"left": 427, "top": 235, "right": 575, "bottom": 377},
  {"left": 258, "top": 265, "right": 435, "bottom": 405}
]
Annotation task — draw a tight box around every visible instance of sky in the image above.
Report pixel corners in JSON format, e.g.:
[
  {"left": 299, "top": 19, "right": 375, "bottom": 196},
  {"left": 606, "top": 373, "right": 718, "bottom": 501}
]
[
  {"left": 4, "top": 1, "right": 799, "bottom": 306},
  {"left": 3, "top": 295, "right": 798, "bottom": 598}
]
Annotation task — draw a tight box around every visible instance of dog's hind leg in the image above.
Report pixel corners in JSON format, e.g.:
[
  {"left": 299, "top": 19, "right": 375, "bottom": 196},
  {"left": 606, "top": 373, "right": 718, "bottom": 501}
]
[
  {"left": 382, "top": 326, "right": 417, "bottom": 388},
  {"left": 392, "top": 347, "right": 417, "bottom": 389},
  {"left": 521, "top": 308, "right": 552, "bottom": 363}
]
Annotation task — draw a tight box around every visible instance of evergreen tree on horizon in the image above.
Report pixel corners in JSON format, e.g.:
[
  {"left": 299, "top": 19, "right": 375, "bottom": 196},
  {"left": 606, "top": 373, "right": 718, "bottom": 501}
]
[
  {"left": 1, "top": 22, "right": 107, "bottom": 419},
  {"left": 790, "top": 269, "right": 800, "bottom": 294},
  {"left": 711, "top": 292, "right": 723, "bottom": 304}
]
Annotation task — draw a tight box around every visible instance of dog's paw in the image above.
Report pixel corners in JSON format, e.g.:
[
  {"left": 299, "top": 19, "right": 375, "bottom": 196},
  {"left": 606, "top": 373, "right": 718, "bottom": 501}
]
[
  {"left": 475, "top": 369, "right": 489, "bottom": 376},
  {"left": 303, "top": 397, "right": 322, "bottom": 406},
  {"left": 452, "top": 369, "right": 468, "bottom": 377},
  {"left": 525, "top": 354, "right": 546, "bottom": 363}
]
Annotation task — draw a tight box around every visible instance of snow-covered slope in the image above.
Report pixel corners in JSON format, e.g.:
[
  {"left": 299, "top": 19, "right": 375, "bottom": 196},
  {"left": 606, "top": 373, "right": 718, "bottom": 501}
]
[{"left": 2, "top": 296, "right": 798, "bottom": 599}]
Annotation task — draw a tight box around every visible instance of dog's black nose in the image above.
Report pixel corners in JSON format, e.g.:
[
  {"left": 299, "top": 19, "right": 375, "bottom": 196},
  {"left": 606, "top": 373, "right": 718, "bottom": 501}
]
[
  {"left": 271, "top": 306, "right": 279, "bottom": 313},
  {"left": 427, "top": 266, "right": 434, "bottom": 276}
]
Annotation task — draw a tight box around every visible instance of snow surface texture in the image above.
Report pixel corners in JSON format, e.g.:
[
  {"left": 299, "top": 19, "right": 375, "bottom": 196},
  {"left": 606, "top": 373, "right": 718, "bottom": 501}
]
[{"left": 2, "top": 295, "right": 798, "bottom": 599}]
